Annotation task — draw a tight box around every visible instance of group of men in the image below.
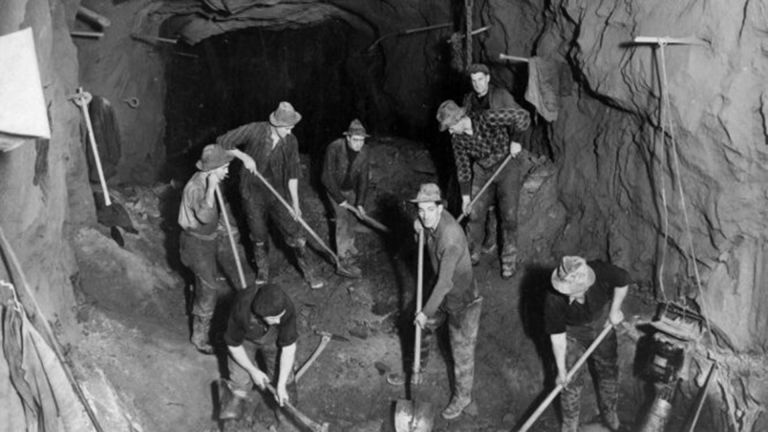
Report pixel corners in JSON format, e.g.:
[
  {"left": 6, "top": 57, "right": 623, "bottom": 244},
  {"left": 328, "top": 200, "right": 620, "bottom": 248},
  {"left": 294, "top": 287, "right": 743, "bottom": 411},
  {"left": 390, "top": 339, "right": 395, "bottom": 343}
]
[{"left": 176, "top": 63, "right": 631, "bottom": 432}]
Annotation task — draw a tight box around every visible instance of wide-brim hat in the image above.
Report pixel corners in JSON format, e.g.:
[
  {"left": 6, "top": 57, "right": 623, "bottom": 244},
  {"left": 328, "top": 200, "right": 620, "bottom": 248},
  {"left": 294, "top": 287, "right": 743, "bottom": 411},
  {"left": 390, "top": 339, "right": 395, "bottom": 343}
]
[
  {"left": 196, "top": 144, "right": 234, "bottom": 171},
  {"left": 269, "top": 101, "right": 302, "bottom": 127},
  {"left": 551, "top": 256, "right": 596, "bottom": 296},
  {"left": 436, "top": 100, "right": 466, "bottom": 132},
  {"left": 343, "top": 118, "right": 370, "bottom": 138},
  {"left": 409, "top": 182, "right": 443, "bottom": 203}
]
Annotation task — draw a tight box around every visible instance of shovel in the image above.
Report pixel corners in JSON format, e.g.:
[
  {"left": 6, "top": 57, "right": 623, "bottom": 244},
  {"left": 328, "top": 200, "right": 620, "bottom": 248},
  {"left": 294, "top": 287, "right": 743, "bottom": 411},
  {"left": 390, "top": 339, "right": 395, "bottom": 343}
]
[
  {"left": 69, "top": 88, "right": 136, "bottom": 238},
  {"left": 247, "top": 167, "right": 360, "bottom": 278},
  {"left": 214, "top": 185, "right": 247, "bottom": 290},
  {"left": 394, "top": 228, "right": 435, "bottom": 432},
  {"left": 457, "top": 153, "right": 513, "bottom": 223}
]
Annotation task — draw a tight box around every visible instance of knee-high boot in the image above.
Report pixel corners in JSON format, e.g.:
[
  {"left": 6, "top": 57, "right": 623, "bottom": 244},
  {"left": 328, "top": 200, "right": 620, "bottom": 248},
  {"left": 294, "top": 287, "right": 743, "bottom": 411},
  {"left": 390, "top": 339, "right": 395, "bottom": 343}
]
[
  {"left": 293, "top": 244, "right": 324, "bottom": 289},
  {"left": 191, "top": 314, "right": 213, "bottom": 354}
]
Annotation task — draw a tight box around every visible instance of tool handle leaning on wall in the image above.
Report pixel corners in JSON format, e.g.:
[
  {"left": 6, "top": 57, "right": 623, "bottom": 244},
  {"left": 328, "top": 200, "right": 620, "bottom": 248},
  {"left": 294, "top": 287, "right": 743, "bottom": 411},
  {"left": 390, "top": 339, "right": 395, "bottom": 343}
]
[
  {"left": 214, "top": 185, "right": 246, "bottom": 289},
  {"left": 517, "top": 324, "right": 614, "bottom": 432},
  {"left": 71, "top": 88, "right": 111, "bottom": 206},
  {"left": 457, "top": 153, "right": 513, "bottom": 223}
]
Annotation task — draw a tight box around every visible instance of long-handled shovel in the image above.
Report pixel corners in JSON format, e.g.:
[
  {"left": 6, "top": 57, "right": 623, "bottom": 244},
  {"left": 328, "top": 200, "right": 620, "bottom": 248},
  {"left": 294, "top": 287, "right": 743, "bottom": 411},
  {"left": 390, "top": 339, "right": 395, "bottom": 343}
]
[
  {"left": 394, "top": 228, "right": 434, "bottom": 432},
  {"left": 214, "top": 185, "right": 247, "bottom": 290},
  {"left": 247, "top": 168, "right": 359, "bottom": 278},
  {"left": 457, "top": 153, "right": 513, "bottom": 223},
  {"left": 517, "top": 324, "right": 614, "bottom": 432},
  {"left": 69, "top": 88, "right": 135, "bottom": 238},
  {"left": 344, "top": 205, "right": 390, "bottom": 233}
]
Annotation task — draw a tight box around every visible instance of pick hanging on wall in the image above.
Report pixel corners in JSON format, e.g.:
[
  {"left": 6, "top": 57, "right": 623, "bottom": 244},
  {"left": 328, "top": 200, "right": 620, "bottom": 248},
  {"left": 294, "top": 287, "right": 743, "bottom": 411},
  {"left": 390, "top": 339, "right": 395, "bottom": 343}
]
[{"left": 0, "top": 27, "right": 51, "bottom": 152}]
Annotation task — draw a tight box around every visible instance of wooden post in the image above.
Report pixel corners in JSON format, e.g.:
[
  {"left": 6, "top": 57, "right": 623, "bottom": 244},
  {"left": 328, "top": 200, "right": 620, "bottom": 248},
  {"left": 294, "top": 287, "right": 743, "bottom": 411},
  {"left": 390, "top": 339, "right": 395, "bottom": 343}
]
[{"left": 465, "top": 0, "right": 473, "bottom": 69}]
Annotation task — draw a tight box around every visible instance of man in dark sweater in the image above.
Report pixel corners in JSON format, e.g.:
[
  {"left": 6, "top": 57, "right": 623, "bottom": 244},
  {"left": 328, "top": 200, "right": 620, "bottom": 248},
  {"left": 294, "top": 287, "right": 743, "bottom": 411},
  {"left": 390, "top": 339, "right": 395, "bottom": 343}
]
[
  {"left": 545, "top": 256, "right": 630, "bottom": 432},
  {"left": 436, "top": 99, "right": 530, "bottom": 279},
  {"left": 216, "top": 102, "right": 325, "bottom": 289},
  {"left": 220, "top": 283, "right": 298, "bottom": 422},
  {"left": 321, "top": 119, "right": 371, "bottom": 278},
  {"left": 178, "top": 144, "right": 236, "bottom": 354},
  {"left": 411, "top": 183, "right": 482, "bottom": 420},
  {"left": 462, "top": 63, "right": 522, "bottom": 258}
]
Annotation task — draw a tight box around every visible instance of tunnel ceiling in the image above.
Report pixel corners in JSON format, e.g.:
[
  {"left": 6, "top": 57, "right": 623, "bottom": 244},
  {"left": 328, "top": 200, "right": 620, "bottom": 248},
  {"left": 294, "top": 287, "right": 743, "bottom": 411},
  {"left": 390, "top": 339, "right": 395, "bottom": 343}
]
[{"left": 158, "top": 0, "right": 375, "bottom": 45}]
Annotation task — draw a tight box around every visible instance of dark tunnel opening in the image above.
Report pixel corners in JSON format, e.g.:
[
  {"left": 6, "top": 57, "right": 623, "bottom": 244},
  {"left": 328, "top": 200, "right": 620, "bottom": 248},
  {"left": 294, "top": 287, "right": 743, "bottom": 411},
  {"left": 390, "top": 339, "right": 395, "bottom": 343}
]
[{"left": 162, "top": 19, "right": 395, "bottom": 182}]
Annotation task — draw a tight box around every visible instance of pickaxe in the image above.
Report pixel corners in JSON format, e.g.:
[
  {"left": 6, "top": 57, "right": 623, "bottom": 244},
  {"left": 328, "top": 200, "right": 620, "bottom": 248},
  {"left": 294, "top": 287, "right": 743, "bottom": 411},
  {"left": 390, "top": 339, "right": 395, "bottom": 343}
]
[{"left": 295, "top": 330, "right": 350, "bottom": 381}]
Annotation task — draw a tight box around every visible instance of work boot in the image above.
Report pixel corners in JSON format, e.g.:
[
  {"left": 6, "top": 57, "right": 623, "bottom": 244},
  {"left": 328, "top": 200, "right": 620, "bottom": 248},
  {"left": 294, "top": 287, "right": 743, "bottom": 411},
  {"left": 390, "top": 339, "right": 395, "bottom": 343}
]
[
  {"left": 294, "top": 245, "right": 325, "bottom": 289},
  {"left": 500, "top": 245, "right": 518, "bottom": 279},
  {"left": 254, "top": 242, "right": 269, "bottom": 285},
  {"left": 190, "top": 315, "right": 213, "bottom": 354},
  {"left": 339, "top": 257, "right": 362, "bottom": 278},
  {"left": 470, "top": 249, "right": 481, "bottom": 266},
  {"left": 441, "top": 395, "right": 471, "bottom": 420},
  {"left": 602, "top": 410, "right": 620, "bottom": 431}
]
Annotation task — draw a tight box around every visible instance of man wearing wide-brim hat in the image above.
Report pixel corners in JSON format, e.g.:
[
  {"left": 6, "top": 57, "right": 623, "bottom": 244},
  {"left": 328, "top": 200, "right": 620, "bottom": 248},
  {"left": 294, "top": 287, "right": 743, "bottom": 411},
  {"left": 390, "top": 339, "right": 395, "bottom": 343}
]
[
  {"left": 544, "top": 256, "right": 630, "bottom": 432},
  {"left": 435, "top": 97, "right": 530, "bottom": 280},
  {"left": 214, "top": 101, "right": 325, "bottom": 289},
  {"left": 406, "top": 183, "right": 482, "bottom": 420},
  {"left": 320, "top": 119, "right": 372, "bottom": 278},
  {"left": 178, "top": 144, "right": 237, "bottom": 354}
]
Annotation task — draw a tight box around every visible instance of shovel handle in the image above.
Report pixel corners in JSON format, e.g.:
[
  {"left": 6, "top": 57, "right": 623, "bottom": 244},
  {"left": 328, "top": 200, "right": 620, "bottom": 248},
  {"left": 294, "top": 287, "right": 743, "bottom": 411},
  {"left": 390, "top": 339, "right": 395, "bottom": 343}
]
[
  {"left": 345, "top": 206, "right": 390, "bottom": 233},
  {"left": 457, "top": 153, "right": 513, "bottom": 223},
  {"left": 413, "top": 229, "right": 425, "bottom": 378},
  {"left": 264, "top": 383, "right": 329, "bottom": 432},
  {"left": 72, "top": 88, "right": 111, "bottom": 206},
  {"left": 214, "top": 185, "right": 246, "bottom": 289},
  {"left": 517, "top": 325, "right": 614, "bottom": 432},
  {"left": 248, "top": 168, "right": 341, "bottom": 267}
]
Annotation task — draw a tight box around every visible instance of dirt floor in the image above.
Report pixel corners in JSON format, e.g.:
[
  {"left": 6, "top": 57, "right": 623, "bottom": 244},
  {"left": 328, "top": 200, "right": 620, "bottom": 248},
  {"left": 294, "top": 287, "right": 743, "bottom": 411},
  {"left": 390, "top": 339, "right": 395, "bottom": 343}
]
[{"left": 65, "top": 140, "right": 693, "bottom": 432}]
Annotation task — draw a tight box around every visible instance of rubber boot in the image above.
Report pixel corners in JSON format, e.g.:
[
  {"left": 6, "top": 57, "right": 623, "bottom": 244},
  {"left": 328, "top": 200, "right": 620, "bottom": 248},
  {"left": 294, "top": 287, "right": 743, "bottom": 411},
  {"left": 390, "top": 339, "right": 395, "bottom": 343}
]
[
  {"left": 219, "top": 393, "right": 246, "bottom": 420},
  {"left": 294, "top": 245, "right": 324, "bottom": 289},
  {"left": 481, "top": 206, "right": 498, "bottom": 255},
  {"left": 190, "top": 315, "right": 213, "bottom": 354},
  {"left": 254, "top": 242, "right": 269, "bottom": 285}
]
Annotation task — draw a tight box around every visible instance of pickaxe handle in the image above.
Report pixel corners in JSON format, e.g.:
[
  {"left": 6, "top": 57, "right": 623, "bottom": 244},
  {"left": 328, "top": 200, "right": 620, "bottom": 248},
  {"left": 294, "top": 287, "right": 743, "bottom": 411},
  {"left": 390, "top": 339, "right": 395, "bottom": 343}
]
[
  {"left": 214, "top": 185, "right": 246, "bottom": 289},
  {"left": 517, "top": 324, "right": 614, "bottom": 432},
  {"left": 264, "top": 383, "right": 329, "bottom": 432},
  {"left": 295, "top": 334, "right": 331, "bottom": 381},
  {"left": 457, "top": 153, "right": 513, "bottom": 223}
]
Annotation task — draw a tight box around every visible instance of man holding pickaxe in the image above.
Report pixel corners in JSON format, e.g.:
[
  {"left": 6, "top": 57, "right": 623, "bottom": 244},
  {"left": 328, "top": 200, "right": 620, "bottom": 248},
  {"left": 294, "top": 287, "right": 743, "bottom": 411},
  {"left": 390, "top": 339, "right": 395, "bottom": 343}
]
[
  {"left": 321, "top": 119, "right": 372, "bottom": 278},
  {"left": 436, "top": 99, "right": 530, "bottom": 278},
  {"left": 216, "top": 102, "right": 324, "bottom": 289}
]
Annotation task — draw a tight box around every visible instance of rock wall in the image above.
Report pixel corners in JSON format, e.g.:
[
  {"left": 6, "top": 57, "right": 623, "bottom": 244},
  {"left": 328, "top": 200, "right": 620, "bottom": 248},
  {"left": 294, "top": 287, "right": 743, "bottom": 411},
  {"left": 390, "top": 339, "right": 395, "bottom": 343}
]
[
  {"left": 474, "top": 0, "right": 767, "bottom": 429},
  {"left": 0, "top": 0, "right": 92, "bottom": 333}
]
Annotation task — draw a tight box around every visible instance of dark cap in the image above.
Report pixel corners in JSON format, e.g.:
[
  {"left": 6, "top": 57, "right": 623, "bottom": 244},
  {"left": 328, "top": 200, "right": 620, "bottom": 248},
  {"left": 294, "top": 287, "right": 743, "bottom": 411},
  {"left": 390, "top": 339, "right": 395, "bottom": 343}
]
[
  {"left": 467, "top": 63, "right": 490, "bottom": 75},
  {"left": 251, "top": 283, "right": 291, "bottom": 318}
]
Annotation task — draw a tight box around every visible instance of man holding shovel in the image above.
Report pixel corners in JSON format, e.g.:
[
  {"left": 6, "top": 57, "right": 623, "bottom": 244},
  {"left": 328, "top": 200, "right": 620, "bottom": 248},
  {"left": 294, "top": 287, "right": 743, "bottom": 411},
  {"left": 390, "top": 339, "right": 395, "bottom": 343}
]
[
  {"left": 436, "top": 99, "right": 530, "bottom": 278},
  {"left": 178, "top": 144, "right": 237, "bottom": 354},
  {"left": 546, "top": 256, "right": 630, "bottom": 432},
  {"left": 216, "top": 101, "right": 324, "bottom": 289},
  {"left": 220, "top": 283, "right": 298, "bottom": 424},
  {"left": 410, "top": 183, "right": 482, "bottom": 420},
  {"left": 320, "top": 119, "right": 372, "bottom": 278}
]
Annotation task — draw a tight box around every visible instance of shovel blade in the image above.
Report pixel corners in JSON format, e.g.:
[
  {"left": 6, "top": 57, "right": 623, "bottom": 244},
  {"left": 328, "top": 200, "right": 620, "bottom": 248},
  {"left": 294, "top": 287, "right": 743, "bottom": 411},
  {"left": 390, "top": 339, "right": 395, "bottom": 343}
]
[{"left": 395, "top": 399, "right": 434, "bottom": 432}]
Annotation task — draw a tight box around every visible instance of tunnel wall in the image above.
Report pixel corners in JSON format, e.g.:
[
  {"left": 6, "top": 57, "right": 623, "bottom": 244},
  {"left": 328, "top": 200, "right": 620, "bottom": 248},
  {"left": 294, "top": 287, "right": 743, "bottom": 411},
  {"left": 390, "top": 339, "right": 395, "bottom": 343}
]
[
  {"left": 474, "top": 0, "right": 767, "bottom": 430},
  {"left": 0, "top": 0, "right": 91, "bottom": 346}
]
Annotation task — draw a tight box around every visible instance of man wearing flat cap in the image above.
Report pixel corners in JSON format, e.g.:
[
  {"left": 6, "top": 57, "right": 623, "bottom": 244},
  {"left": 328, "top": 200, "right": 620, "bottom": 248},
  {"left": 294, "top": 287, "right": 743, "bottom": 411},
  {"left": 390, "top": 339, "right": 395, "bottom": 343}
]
[
  {"left": 410, "top": 183, "right": 482, "bottom": 420},
  {"left": 220, "top": 283, "right": 298, "bottom": 423},
  {"left": 462, "top": 63, "right": 523, "bottom": 259},
  {"left": 321, "top": 119, "right": 372, "bottom": 278},
  {"left": 436, "top": 96, "right": 530, "bottom": 279},
  {"left": 545, "top": 256, "right": 630, "bottom": 432},
  {"left": 178, "top": 144, "right": 237, "bottom": 354},
  {"left": 215, "top": 101, "right": 325, "bottom": 289}
]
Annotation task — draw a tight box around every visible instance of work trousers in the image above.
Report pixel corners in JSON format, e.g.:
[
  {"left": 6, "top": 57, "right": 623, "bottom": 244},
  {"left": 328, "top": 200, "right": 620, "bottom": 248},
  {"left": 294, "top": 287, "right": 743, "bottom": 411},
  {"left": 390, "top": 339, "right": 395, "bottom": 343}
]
[
  {"left": 421, "top": 297, "right": 483, "bottom": 402},
  {"left": 179, "top": 231, "right": 233, "bottom": 318},
  {"left": 560, "top": 324, "right": 619, "bottom": 432},
  {"left": 228, "top": 328, "right": 297, "bottom": 402},
  {"left": 328, "top": 190, "right": 359, "bottom": 259},
  {"left": 466, "top": 159, "right": 522, "bottom": 267},
  {"left": 241, "top": 181, "right": 305, "bottom": 249}
]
